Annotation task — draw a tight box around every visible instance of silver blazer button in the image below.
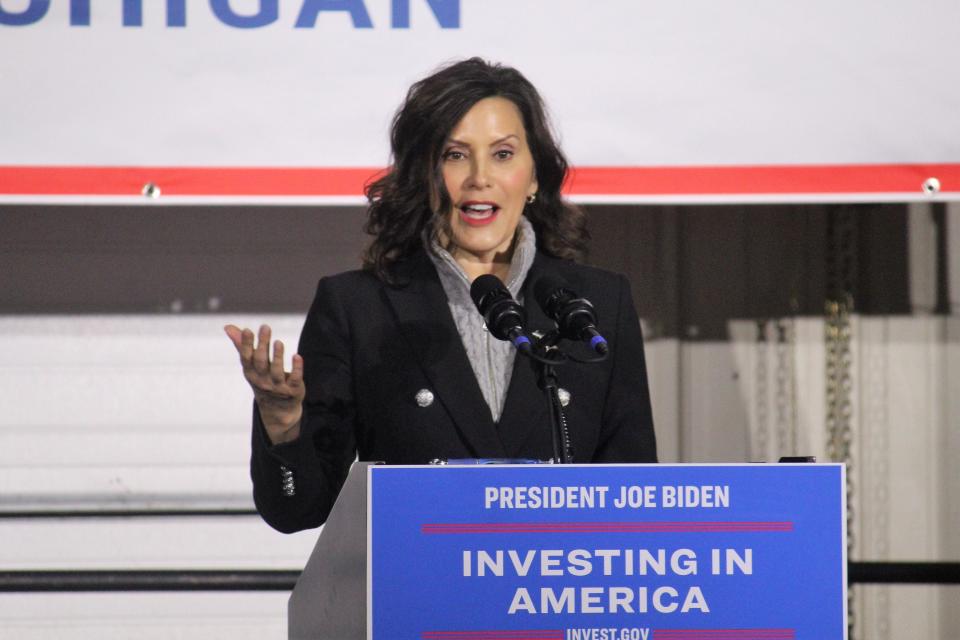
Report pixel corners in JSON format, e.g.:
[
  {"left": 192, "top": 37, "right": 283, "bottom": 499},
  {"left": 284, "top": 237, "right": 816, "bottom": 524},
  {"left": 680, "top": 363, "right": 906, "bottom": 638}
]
[
  {"left": 279, "top": 465, "right": 296, "bottom": 497},
  {"left": 558, "top": 388, "right": 571, "bottom": 407},
  {"left": 415, "top": 388, "right": 435, "bottom": 407}
]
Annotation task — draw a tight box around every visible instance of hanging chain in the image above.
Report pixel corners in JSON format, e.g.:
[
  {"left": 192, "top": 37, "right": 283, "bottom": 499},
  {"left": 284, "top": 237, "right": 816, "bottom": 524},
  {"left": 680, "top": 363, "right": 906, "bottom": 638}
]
[
  {"left": 774, "top": 318, "right": 797, "bottom": 456},
  {"left": 825, "top": 297, "right": 853, "bottom": 463},
  {"left": 825, "top": 207, "right": 857, "bottom": 639},
  {"left": 826, "top": 292, "right": 855, "bottom": 638},
  {"left": 754, "top": 319, "right": 770, "bottom": 461},
  {"left": 863, "top": 321, "right": 891, "bottom": 639}
]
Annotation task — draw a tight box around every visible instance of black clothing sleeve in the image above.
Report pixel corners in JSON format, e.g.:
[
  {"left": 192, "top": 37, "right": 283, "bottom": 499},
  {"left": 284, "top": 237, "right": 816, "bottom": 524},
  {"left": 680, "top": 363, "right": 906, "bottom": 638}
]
[{"left": 250, "top": 277, "right": 357, "bottom": 533}]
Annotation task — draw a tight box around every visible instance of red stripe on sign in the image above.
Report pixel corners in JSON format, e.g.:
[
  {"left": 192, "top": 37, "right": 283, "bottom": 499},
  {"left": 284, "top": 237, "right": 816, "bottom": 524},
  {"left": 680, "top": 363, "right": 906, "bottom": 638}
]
[
  {"left": 421, "top": 521, "right": 793, "bottom": 534},
  {"left": 653, "top": 630, "right": 795, "bottom": 639},
  {"left": 422, "top": 632, "right": 562, "bottom": 635},
  {"left": 422, "top": 632, "right": 563, "bottom": 640},
  {"left": 0, "top": 164, "right": 956, "bottom": 197}
]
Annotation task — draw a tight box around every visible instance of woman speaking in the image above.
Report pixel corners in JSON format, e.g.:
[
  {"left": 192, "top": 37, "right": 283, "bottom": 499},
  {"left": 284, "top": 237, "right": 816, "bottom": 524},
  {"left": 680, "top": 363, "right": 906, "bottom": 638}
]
[{"left": 225, "top": 58, "right": 657, "bottom": 533}]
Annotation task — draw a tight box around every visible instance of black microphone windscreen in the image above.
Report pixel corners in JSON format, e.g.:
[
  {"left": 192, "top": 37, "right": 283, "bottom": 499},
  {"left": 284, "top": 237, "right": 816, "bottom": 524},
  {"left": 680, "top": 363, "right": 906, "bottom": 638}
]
[
  {"left": 533, "top": 274, "right": 571, "bottom": 313},
  {"left": 470, "top": 274, "right": 506, "bottom": 310}
]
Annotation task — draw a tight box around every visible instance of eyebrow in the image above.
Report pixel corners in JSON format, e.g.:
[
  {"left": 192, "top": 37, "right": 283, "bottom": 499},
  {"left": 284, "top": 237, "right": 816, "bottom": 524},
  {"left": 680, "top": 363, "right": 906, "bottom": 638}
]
[{"left": 445, "top": 134, "right": 521, "bottom": 147}]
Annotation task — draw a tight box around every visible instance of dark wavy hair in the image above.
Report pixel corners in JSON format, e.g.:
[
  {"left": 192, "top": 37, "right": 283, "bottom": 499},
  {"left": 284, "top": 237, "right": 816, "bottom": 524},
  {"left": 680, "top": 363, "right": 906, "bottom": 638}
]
[{"left": 362, "top": 57, "right": 588, "bottom": 281}]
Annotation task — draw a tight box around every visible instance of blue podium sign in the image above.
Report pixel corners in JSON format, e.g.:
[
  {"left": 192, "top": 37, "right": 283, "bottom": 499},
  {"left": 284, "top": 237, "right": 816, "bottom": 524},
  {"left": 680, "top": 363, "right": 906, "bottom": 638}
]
[{"left": 368, "top": 464, "right": 846, "bottom": 640}]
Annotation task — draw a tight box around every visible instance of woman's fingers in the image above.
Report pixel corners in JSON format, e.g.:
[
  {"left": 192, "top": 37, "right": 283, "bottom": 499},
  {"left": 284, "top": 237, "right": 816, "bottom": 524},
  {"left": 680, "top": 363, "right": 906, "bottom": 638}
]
[
  {"left": 289, "top": 353, "right": 305, "bottom": 388},
  {"left": 225, "top": 324, "right": 302, "bottom": 400},
  {"left": 239, "top": 327, "right": 256, "bottom": 370},
  {"left": 223, "top": 324, "right": 243, "bottom": 350},
  {"left": 225, "top": 325, "right": 258, "bottom": 372},
  {"left": 252, "top": 324, "right": 271, "bottom": 373},
  {"left": 270, "top": 340, "right": 286, "bottom": 385},
  {"left": 224, "top": 324, "right": 266, "bottom": 374}
]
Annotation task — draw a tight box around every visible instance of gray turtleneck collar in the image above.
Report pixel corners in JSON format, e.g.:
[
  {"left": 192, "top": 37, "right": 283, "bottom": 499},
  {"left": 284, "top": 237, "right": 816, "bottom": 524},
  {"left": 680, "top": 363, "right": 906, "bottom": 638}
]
[{"left": 425, "top": 217, "right": 537, "bottom": 422}]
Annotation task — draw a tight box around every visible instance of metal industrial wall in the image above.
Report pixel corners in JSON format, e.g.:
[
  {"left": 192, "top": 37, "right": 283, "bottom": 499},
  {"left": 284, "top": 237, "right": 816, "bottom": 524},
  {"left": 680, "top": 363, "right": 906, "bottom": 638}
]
[{"left": 1, "top": 203, "right": 957, "bottom": 638}]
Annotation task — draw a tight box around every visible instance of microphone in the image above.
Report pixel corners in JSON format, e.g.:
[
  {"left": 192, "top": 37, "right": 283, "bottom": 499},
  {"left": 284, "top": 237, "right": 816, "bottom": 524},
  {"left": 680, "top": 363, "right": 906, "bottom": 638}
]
[
  {"left": 533, "top": 275, "right": 609, "bottom": 355},
  {"left": 470, "top": 274, "right": 532, "bottom": 352}
]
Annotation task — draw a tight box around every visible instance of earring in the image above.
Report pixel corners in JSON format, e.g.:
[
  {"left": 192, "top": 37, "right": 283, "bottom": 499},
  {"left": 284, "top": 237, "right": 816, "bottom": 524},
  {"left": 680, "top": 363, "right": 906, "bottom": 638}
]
[{"left": 526, "top": 193, "right": 537, "bottom": 204}]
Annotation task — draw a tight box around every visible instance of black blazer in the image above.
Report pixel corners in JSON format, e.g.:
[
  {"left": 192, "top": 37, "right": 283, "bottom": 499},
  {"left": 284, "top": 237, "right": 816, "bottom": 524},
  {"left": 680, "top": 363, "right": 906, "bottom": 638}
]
[{"left": 251, "top": 250, "right": 657, "bottom": 532}]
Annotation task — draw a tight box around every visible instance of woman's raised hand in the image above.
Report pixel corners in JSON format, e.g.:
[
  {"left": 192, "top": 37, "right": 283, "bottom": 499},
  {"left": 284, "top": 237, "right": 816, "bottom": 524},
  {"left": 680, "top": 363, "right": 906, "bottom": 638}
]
[{"left": 224, "top": 324, "right": 305, "bottom": 445}]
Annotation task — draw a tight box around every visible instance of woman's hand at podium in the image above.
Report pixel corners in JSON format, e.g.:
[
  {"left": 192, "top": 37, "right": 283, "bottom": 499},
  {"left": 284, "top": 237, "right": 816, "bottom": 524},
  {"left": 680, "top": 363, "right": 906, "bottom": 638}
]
[{"left": 224, "top": 324, "right": 305, "bottom": 445}]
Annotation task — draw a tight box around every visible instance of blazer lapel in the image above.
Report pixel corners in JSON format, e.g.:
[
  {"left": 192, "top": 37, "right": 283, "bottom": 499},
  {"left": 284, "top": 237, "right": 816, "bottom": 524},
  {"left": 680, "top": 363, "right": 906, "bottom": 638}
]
[{"left": 383, "top": 254, "right": 508, "bottom": 458}]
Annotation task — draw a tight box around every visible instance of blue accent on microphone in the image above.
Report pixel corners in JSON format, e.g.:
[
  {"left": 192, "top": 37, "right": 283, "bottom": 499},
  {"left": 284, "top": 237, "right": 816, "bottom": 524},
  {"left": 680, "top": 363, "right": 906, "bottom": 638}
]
[
  {"left": 590, "top": 335, "right": 607, "bottom": 349},
  {"left": 510, "top": 333, "right": 533, "bottom": 352}
]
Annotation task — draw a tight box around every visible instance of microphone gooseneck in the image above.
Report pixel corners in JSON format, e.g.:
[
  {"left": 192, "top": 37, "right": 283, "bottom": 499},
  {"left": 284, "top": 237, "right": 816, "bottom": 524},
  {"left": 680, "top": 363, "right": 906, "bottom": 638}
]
[
  {"left": 533, "top": 275, "right": 609, "bottom": 355},
  {"left": 469, "top": 274, "right": 531, "bottom": 352}
]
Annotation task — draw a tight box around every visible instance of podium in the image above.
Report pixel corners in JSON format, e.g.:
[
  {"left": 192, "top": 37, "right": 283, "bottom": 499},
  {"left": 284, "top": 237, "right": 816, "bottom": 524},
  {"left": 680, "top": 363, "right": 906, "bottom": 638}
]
[
  {"left": 289, "top": 462, "right": 846, "bottom": 639},
  {"left": 288, "top": 461, "right": 373, "bottom": 639}
]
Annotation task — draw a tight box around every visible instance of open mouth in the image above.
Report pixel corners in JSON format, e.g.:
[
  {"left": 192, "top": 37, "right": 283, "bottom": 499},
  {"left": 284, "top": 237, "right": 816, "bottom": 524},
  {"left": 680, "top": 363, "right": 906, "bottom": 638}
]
[{"left": 458, "top": 202, "right": 500, "bottom": 226}]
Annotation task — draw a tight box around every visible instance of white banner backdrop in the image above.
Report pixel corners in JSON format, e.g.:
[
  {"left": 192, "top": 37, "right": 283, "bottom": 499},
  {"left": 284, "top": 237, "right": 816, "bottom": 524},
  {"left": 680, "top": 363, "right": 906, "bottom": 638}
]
[{"left": 1, "top": 0, "right": 958, "bottom": 202}]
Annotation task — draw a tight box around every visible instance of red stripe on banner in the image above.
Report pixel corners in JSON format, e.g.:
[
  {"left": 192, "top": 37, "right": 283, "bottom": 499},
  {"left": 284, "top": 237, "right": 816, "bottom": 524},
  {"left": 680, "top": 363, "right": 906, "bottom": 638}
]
[
  {"left": 0, "top": 166, "right": 384, "bottom": 197},
  {"left": 0, "top": 164, "right": 957, "bottom": 197},
  {"left": 566, "top": 164, "right": 959, "bottom": 195},
  {"left": 653, "top": 630, "right": 795, "bottom": 639},
  {"left": 421, "top": 521, "right": 793, "bottom": 534}
]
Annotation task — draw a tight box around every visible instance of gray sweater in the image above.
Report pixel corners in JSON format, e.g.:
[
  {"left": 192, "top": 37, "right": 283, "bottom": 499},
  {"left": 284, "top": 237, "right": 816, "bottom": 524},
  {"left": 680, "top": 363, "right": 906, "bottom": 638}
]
[{"left": 426, "top": 217, "right": 537, "bottom": 422}]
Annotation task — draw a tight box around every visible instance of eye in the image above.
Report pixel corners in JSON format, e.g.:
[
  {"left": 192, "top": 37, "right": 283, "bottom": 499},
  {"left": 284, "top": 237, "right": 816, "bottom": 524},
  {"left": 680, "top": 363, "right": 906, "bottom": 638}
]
[
  {"left": 494, "top": 149, "right": 514, "bottom": 160},
  {"left": 443, "top": 149, "right": 466, "bottom": 161}
]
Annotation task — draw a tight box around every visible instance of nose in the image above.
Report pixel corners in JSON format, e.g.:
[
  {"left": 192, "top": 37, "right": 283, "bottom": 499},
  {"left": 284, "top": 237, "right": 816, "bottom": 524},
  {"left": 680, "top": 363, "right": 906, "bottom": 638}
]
[{"left": 465, "top": 155, "right": 491, "bottom": 189}]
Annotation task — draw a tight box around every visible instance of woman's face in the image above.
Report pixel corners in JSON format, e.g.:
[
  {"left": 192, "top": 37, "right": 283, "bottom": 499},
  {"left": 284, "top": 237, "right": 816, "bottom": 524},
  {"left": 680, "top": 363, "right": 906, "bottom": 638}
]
[{"left": 439, "top": 96, "right": 538, "bottom": 273}]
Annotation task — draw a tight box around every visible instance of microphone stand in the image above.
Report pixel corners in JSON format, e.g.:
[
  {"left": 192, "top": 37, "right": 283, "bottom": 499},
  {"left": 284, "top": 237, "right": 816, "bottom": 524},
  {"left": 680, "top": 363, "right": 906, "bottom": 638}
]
[{"left": 530, "top": 331, "right": 575, "bottom": 464}]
